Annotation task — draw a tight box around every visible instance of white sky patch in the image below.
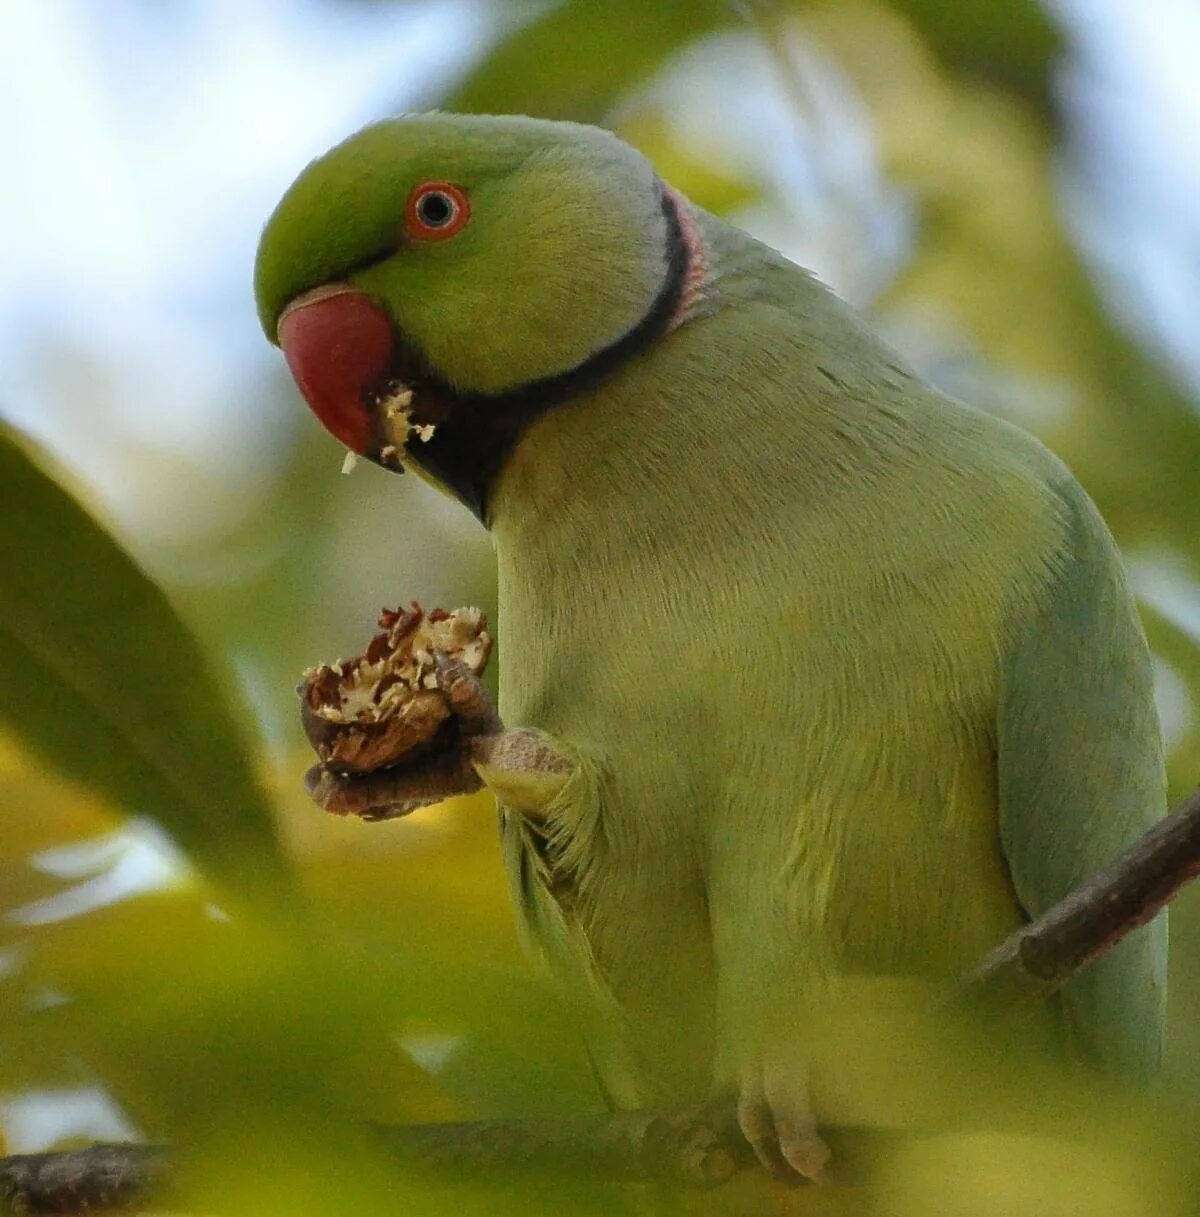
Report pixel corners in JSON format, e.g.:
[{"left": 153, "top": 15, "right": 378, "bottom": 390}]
[
  {"left": 1131, "top": 556, "right": 1200, "bottom": 646},
  {"left": 395, "top": 1030, "right": 465, "bottom": 1074},
  {"left": 1052, "top": 0, "right": 1200, "bottom": 400},
  {"left": 0, "top": 945, "right": 26, "bottom": 979},
  {"left": 630, "top": 27, "right": 912, "bottom": 310},
  {"left": 7, "top": 820, "right": 188, "bottom": 926},
  {"left": 0, "top": 1087, "right": 142, "bottom": 1154},
  {"left": 0, "top": 0, "right": 486, "bottom": 539},
  {"left": 1152, "top": 658, "right": 1193, "bottom": 753},
  {"left": 1, "top": 0, "right": 484, "bottom": 300}
]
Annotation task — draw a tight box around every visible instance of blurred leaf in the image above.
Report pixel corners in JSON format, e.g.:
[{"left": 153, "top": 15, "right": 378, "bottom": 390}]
[
  {"left": 1141, "top": 608, "right": 1200, "bottom": 799},
  {"left": 289, "top": 790, "right": 602, "bottom": 1115},
  {"left": 793, "top": 5, "right": 1200, "bottom": 569},
  {"left": 19, "top": 891, "right": 447, "bottom": 1130},
  {"left": 865, "top": 0, "right": 1060, "bottom": 116},
  {"left": 0, "top": 741, "right": 121, "bottom": 874},
  {"left": 445, "top": 0, "right": 735, "bottom": 122},
  {"left": 617, "top": 111, "right": 762, "bottom": 214},
  {"left": 743, "top": 0, "right": 1061, "bottom": 118},
  {"left": 0, "top": 426, "right": 287, "bottom": 897},
  {"left": 456, "top": 0, "right": 1061, "bottom": 129}
]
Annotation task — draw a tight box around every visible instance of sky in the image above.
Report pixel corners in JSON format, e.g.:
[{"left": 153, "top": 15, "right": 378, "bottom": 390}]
[
  {"left": 0, "top": 0, "right": 490, "bottom": 542},
  {"left": 1052, "top": 0, "right": 1200, "bottom": 397}
]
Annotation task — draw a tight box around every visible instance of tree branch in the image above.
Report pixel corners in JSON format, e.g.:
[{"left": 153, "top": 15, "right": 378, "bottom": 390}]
[
  {"left": 0, "top": 1144, "right": 169, "bottom": 1215},
  {"left": 4, "top": 788, "right": 1197, "bottom": 1214},
  {"left": 960, "top": 785, "right": 1200, "bottom": 1007},
  {"left": 0, "top": 1112, "right": 745, "bottom": 1215},
  {"left": 369, "top": 1108, "right": 745, "bottom": 1185}
]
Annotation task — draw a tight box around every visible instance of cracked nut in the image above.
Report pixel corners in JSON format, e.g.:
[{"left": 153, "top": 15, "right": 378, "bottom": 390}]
[{"left": 299, "top": 602, "right": 491, "bottom": 775}]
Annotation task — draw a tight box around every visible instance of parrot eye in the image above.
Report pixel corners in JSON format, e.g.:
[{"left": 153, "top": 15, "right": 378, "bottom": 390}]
[{"left": 405, "top": 182, "right": 470, "bottom": 241}]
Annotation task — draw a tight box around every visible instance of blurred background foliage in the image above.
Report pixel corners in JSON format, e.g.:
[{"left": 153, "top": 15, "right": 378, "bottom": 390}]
[{"left": 1, "top": 0, "right": 1198, "bottom": 1213}]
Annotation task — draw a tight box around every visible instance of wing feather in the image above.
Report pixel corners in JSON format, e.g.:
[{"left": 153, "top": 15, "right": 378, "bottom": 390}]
[{"left": 997, "top": 479, "right": 1167, "bottom": 1079}]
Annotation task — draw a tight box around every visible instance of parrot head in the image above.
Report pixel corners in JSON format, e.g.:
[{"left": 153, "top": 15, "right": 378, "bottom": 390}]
[{"left": 254, "top": 113, "right": 691, "bottom": 519}]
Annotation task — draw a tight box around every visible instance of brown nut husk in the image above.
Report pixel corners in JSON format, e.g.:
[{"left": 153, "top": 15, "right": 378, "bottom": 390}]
[{"left": 299, "top": 603, "right": 491, "bottom": 775}]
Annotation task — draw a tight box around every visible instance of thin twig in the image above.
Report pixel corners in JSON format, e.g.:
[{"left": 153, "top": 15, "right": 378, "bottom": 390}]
[
  {"left": 0, "top": 1144, "right": 169, "bottom": 1215},
  {"left": 0, "top": 1112, "right": 742, "bottom": 1215},
  {"left": 369, "top": 1108, "right": 744, "bottom": 1185},
  {"left": 960, "top": 785, "right": 1200, "bottom": 1007}
]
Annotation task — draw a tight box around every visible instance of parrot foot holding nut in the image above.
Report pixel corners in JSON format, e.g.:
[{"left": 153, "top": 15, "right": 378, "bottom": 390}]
[
  {"left": 303, "top": 627, "right": 573, "bottom": 822},
  {"left": 307, "top": 720, "right": 574, "bottom": 821},
  {"left": 305, "top": 740, "right": 481, "bottom": 820}
]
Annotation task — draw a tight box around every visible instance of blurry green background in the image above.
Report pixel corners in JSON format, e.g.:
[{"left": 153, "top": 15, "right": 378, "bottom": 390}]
[{"left": 1, "top": 1, "right": 1198, "bottom": 1213}]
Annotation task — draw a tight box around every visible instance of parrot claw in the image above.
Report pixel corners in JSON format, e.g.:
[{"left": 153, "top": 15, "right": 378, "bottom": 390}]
[
  {"left": 737, "top": 1053, "right": 830, "bottom": 1183},
  {"left": 433, "top": 649, "right": 502, "bottom": 734}
]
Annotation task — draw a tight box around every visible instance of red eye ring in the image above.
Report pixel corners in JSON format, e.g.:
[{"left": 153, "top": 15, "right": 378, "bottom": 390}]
[{"left": 405, "top": 181, "right": 470, "bottom": 241}]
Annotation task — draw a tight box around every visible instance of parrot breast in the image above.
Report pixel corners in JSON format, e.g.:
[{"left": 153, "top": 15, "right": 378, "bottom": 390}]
[{"left": 277, "top": 284, "right": 396, "bottom": 455}]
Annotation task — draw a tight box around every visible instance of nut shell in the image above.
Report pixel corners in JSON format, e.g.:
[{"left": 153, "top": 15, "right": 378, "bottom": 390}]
[{"left": 299, "top": 603, "right": 490, "bottom": 775}]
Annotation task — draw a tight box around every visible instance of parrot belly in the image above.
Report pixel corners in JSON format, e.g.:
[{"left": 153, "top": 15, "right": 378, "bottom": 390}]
[
  {"left": 495, "top": 520, "right": 1039, "bottom": 1106},
  {"left": 489, "top": 292, "right": 1075, "bottom": 1110}
]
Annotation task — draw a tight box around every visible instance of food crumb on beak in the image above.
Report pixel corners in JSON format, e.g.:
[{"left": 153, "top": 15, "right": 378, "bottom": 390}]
[
  {"left": 341, "top": 451, "right": 359, "bottom": 475},
  {"left": 383, "top": 388, "right": 414, "bottom": 419},
  {"left": 378, "top": 382, "right": 438, "bottom": 447}
]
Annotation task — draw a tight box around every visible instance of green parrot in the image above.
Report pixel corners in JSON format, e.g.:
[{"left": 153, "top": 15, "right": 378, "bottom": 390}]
[{"left": 254, "top": 113, "right": 1167, "bottom": 1179}]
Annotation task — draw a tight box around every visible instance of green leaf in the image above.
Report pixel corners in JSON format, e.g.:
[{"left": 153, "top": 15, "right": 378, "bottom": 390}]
[
  {"left": 446, "top": 1, "right": 1060, "bottom": 129},
  {"left": 884, "top": 0, "right": 1061, "bottom": 117},
  {"left": 444, "top": 0, "right": 736, "bottom": 124},
  {"left": 0, "top": 426, "right": 288, "bottom": 897}
]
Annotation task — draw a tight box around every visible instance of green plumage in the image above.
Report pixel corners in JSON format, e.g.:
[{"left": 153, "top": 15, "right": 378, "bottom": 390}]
[{"left": 256, "top": 114, "right": 1166, "bottom": 1151}]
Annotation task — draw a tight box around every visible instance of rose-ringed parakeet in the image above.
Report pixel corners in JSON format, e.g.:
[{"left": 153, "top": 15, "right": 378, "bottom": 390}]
[{"left": 254, "top": 114, "right": 1166, "bottom": 1180}]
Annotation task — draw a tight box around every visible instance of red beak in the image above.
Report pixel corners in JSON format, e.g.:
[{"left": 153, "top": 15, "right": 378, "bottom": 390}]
[{"left": 277, "top": 284, "right": 395, "bottom": 454}]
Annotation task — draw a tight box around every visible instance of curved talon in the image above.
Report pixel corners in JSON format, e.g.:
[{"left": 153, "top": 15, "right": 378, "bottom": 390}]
[
  {"left": 738, "top": 1092, "right": 792, "bottom": 1180},
  {"left": 434, "top": 649, "right": 503, "bottom": 734},
  {"left": 777, "top": 1122, "right": 830, "bottom": 1183},
  {"left": 737, "top": 1054, "right": 829, "bottom": 1183}
]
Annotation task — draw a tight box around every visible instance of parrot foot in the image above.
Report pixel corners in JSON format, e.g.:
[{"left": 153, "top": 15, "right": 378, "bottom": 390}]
[
  {"left": 431, "top": 653, "right": 577, "bottom": 815},
  {"left": 737, "top": 1053, "right": 830, "bottom": 1183},
  {"left": 433, "top": 649, "right": 502, "bottom": 734},
  {"left": 306, "top": 647, "right": 572, "bottom": 821}
]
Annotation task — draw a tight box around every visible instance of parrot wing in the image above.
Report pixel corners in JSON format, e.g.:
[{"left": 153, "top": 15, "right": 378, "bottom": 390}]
[{"left": 996, "top": 475, "right": 1167, "bottom": 1079}]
